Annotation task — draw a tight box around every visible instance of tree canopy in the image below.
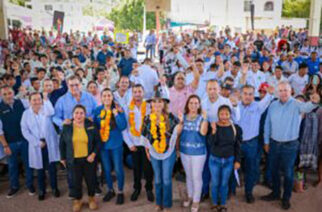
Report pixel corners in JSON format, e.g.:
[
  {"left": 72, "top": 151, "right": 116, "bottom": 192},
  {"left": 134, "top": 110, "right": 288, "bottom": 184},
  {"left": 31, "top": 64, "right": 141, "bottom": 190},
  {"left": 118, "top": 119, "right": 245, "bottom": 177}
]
[{"left": 107, "top": 0, "right": 156, "bottom": 31}]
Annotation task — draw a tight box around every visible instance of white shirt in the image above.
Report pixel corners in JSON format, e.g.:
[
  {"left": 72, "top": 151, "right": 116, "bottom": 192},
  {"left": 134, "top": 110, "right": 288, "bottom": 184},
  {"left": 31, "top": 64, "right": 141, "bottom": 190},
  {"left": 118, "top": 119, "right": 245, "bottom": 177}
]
[
  {"left": 288, "top": 73, "right": 309, "bottom": 95},
  {"left": 201, "top": 95, "right": 240, "bottom": 123},
  {"left": 130, "top": 64, "right": 159, "bottom": 99},
  {"left": 246, "top": 70, "right": 267, "bottom": 97}
]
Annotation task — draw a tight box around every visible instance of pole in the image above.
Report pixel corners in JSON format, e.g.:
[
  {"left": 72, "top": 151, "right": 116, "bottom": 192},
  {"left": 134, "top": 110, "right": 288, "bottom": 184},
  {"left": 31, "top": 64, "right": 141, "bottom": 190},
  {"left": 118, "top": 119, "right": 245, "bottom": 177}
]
[
  {"left": 0, "top": 0, "right": 8, "bottom": 40},
  {"left": 250, "top": 1, "right": 255, "bottom": 30},
  {"left": 156, "top": 9, "right": 160, "bottom": 39},
  {"left": 308, "top": 0, "right": 321, "bottom": 47},
  {"left": 143, "top": 4, "right": 146, "bottom": 36}
]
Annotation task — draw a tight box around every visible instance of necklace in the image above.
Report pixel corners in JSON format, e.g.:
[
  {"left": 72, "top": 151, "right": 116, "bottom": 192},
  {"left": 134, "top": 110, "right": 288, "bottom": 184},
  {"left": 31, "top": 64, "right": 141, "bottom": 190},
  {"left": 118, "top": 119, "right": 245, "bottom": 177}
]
[
  {"left": 129, "top": 99, "right": 147, "bottom": 137},
  {"left": 150, "top": 113, "right": 167, "bottom": 154}
]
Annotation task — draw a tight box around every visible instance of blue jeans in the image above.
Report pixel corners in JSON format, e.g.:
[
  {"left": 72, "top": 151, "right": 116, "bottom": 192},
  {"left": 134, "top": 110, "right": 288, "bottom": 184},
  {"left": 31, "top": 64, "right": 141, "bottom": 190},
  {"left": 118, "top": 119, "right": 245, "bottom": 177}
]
[
  {"left": 37, "top": 147, "right": 57, "bottom": 193},
  {"left": 150, "top": 152, "right": 176, "bottom": 208},
  {"left": 241, "top": 137, "right": 258, "bottom": 195},
  {"left": 202, "top": 143, "right": 211, "bottom": 195},
  {"left": 209, "top": 155, "right": 234, "bottom": 206},
  {"left": 7, "top": 141, "right": 33, "bottom": 190},
  {"left": 101, "top": 147, "right": 124, "bottom": 191},
  {"left": 269, "top": 139, "right": 299, "bottom": 201}
]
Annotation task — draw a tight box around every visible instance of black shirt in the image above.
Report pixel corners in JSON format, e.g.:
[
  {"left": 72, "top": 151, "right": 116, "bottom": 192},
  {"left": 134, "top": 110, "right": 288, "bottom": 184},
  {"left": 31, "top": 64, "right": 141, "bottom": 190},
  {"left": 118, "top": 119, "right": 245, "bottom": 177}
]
[{"left": 208, "top": 124, "right": 242, "bottom": 162}]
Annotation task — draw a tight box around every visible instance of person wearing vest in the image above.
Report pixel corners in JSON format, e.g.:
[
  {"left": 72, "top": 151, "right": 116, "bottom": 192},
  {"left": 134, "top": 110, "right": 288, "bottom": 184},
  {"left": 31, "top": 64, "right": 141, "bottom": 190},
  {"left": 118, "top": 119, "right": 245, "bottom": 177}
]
[
  {"left": 59, "top": 105, "right": 101, "bottom": 212},
  {"left": 178, "top": 95, "right": 208, "bottom": 212},
  {"left": 208, "top": 105, "right": 242, "bottom": 212},
  {"left": 0, "top": 86, "right": 34, "bottom": 198},
  {"left": 20, "top": 92, "right": 61, "bottom": 201},
  {"left": 141, "top": 92, "right": 179, "bottom": 211}
]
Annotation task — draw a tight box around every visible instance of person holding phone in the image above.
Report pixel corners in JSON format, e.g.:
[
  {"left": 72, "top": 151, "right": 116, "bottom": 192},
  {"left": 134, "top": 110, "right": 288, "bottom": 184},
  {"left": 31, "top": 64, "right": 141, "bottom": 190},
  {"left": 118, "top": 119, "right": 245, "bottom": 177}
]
[{"left": 60, "top": 105, "right": 101, "bottom": 212}]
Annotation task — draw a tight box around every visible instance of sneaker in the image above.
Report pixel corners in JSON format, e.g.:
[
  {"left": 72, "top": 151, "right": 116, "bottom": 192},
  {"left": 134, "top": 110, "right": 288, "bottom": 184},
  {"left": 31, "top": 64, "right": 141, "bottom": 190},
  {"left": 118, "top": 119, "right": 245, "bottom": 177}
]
[
  {"left": 116, "top": 193, "right": 124, "bottom": 205},
  {"left": 219, "top": 206, "right": 227, "bottom": 212},
  {"left": 147, "top": 190, "right": 154, "bottom": 202},
  {"left": 28, "top": 186, "right": 36, "bottom": 196},
  {"left": 200, "top": 193, "right": 209, "bottom": 202},
  {"left": 52, "top": 188, "right": 60, "bottom": 198},
  {"left": 281, "top": 200, "right": 291, "bottom": 210},
  {"left": 68, "top": 192, "right": 75, "bottom": 200},
  {"left": 246, "top": 193, "right": 255, "bottom": 204},
  {"left": 130, "top": 190, "right": 140, "bottom": 201},
  {"left": 6, "top": 188, "right": 19, "bottom": 199},
  {"left": 38, "top": 193, "right": 45, "bottom": 201},
  {"left": 103, "top": 190, "right": 115, "bottom": 202},
  {"left": 261, "top": 192, "right": 280, "bottom": 201},
  {"left": 95, "top": 186, "right": 102, "bottom": 196},
  {"left": 183, "top": 198, "right": 192, "bottom": 207},
  {"left": 191, "top": 202, "right": 200, "bottom": 212}
]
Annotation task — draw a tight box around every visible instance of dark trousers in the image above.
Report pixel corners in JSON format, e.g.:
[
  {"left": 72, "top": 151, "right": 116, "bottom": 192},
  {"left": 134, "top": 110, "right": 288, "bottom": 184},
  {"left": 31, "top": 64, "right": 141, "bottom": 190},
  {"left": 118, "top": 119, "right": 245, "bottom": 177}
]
[
  {"left": 72, "top": 158, "right": 96, "bottom": 199},
  {"left": 7, "top": 141, "right": 33, "bottom": 190},
  {"left": 241, "top": 137, "right": 258, "bottom": 195},
  {"left": 37, "top": 147, "right": 57, "bottom": 194},
  {"left": 132, "top": 146, "right": 153, "bottom": 191},
  {"left": 269, "top": 139, "right": 299, "bottom": 201}
]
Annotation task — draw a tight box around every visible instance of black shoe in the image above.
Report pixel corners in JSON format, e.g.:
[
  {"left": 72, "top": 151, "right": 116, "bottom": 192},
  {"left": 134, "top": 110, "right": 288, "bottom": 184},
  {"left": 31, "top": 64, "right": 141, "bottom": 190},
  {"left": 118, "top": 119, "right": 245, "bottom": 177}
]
[
  {"left": 28, "top": 186, "right": 36, "bottom": 196},
  {"left": 6, "top": 188, "right": 19, "bottom": 199},
  {"left": 281, "top": 200, "right": 291, "bottom": 210},
  {"left": 219, "top": 206, "right": 227, "bottom": 212},
  {"left": 246, "top": 193, "right": 255, "bottom": 203},
  {"left": 68, "top": 192, "right": 75, "bottom": 200},
  {"left": 261, "top": 192, "right": 280, "bottom": 201},
  {"left": 116, "top": 193, "right": 124, "bottom": 205},
  {"left": 131, "top": 190, "right": 140, "bottom": 201},
  {"left": 52, "top": 188, "right": 60, "bottom": 198},
  {"left": 103, "top": 190, "right": 116, "bottom": 202},
  {"left": 95, "top": 186, "right": 102, "bottom": 196},
  {"left": 38, "top": 193, "right": 45, "bottom": 201},
  {"left": 200, "top": 193, "right": 209, "bottom": 202},
  {"left": 146, "top": 190, "right": 154, "bottom": 202}
]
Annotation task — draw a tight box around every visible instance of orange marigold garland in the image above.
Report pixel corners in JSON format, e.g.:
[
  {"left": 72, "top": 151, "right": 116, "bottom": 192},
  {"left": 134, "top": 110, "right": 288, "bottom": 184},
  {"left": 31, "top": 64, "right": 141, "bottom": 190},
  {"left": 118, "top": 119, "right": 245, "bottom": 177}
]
[
  {"left": 100, "top": 109, "right": 112, "bottom": 142},
  {"left": 150, "top": 113, "right": 167, "bottom": 154},
  {"left": 129, "top": 99, "right": 147, "bottom": 137}
]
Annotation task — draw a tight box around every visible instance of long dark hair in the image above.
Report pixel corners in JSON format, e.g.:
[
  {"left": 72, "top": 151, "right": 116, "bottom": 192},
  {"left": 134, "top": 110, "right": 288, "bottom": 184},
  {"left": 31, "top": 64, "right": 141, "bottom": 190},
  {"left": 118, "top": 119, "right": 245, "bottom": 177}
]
[
  {"left": 184, "top": 94, "right": 202, "bottom": 115},
  {"left": 100, "top": 88, "right": 117, "bottom": 129}
]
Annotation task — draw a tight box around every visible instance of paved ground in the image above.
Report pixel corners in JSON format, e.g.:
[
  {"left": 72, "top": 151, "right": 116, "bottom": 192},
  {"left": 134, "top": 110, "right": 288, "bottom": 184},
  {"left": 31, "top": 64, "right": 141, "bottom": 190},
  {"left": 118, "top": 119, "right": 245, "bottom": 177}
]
[{"left": 0, "top": 167, "right": 321, "bottom": 212}]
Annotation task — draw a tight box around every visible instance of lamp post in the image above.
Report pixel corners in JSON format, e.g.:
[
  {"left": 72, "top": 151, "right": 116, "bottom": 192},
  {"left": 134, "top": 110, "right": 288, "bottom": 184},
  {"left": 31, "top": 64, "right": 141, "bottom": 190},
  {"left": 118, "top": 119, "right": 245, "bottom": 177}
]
[{"left": 250, "top": 0, "right": 255, "bottom": 30}]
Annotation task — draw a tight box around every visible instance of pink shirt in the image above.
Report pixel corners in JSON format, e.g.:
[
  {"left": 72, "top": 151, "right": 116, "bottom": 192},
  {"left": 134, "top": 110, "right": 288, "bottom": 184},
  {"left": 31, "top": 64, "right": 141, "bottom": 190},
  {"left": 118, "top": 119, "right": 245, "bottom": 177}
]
[{"left": 169, "top": 84, "right": 195, "bottom": 117}]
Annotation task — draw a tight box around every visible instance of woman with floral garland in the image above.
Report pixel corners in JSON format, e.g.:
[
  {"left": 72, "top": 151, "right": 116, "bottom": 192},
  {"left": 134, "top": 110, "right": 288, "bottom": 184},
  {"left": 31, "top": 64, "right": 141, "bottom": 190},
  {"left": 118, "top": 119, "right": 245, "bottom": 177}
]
[
  {"left": 93, "top": 88, "right": 127, "bottom": 205},
  {"left": 141, "top": 92, "right": 180, "bottom": 211}
]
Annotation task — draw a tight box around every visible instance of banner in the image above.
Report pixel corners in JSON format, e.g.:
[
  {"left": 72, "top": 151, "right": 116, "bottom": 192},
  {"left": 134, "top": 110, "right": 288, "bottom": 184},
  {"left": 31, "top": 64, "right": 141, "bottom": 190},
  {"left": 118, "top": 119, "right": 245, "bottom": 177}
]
[
  {"left": 114, "top": 32, "right": 129, "bottom": 44},
  {"left": 53, "top": 11, "right": 65, "bottom": 33}
]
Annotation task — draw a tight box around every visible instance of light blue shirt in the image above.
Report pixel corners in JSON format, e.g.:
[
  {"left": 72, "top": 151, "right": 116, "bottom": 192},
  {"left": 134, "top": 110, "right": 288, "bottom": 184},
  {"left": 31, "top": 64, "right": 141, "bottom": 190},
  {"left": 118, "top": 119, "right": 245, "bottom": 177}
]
[
  {"left": 145, "top": 34, "right": 156, "bottom": 45},
  {"left": 237, "top": 94, "right": 273, "bottom": 141},
  {"left": 264, "top": 97, "right": 317, "bottom": 144},
  {"left": 53, "top": 91, "right": 97, "bottom": 129}
]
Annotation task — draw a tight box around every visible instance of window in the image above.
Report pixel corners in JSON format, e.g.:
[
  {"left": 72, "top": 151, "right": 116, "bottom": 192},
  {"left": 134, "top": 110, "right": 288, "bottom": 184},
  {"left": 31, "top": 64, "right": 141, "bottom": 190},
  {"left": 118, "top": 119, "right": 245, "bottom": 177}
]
[
  {"left": 244, "top": 1, "right": 251, "bottom": 12},
  {"left": 44, "top": 5, "right": 53, "bottom": 11},
  {"left": 264, "top": 1, "right": 274, "bottom": 11}
]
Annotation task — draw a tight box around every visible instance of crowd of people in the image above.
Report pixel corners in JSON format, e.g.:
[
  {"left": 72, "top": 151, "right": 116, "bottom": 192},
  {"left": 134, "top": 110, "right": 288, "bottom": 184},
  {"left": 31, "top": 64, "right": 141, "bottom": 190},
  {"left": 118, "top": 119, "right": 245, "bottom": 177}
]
[{"left": 0, "top": 25, "right": 321, "bottom": 212}]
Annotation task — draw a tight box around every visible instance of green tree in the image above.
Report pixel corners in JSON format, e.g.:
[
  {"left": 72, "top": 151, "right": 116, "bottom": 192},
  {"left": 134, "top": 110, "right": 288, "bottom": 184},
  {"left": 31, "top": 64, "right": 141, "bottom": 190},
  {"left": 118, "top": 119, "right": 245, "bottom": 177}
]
[
  {"left": 107, "top": 0, "right": 157, "bottom": 31},
  {"left": 9, "top": 0, "right": 26, "bottom": 6},
  {"left": 282, "top": 0, "right": 322, "bottom": 31}
]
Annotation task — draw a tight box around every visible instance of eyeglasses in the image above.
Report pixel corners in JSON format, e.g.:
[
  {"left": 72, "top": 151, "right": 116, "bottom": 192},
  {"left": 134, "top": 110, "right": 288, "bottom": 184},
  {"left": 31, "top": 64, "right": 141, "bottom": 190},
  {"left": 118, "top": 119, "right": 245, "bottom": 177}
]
[{"left": 69, "top": 84, "right": 80, "bottom": 87}]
